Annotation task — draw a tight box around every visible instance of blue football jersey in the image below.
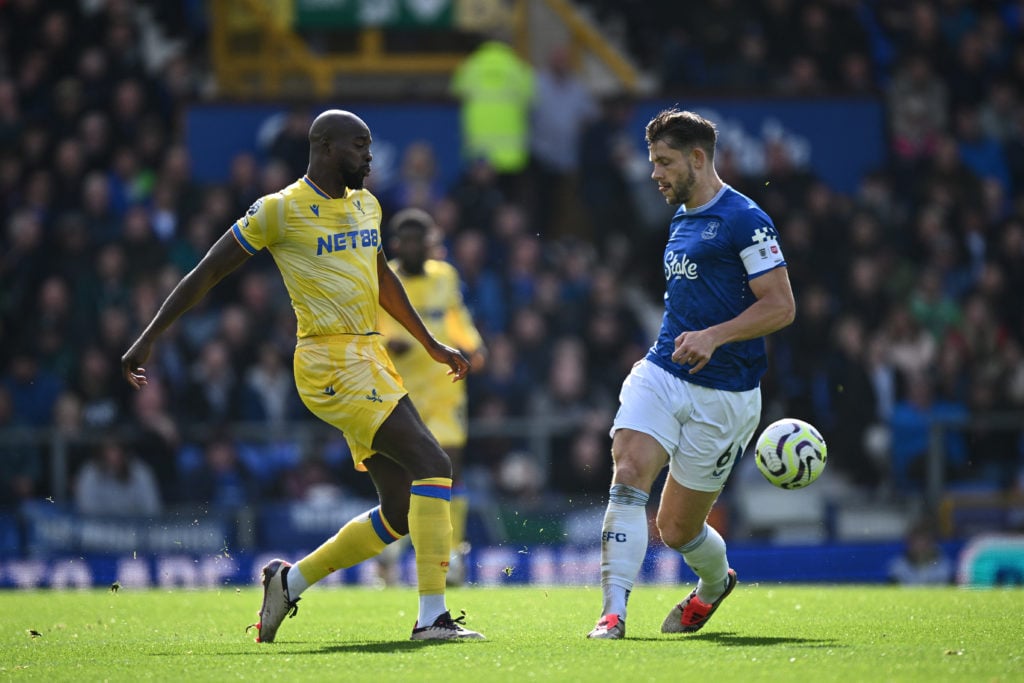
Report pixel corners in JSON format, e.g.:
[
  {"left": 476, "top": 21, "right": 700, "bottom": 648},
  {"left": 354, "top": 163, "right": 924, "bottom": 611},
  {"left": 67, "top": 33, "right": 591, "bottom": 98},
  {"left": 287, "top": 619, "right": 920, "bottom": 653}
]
[{"left": 645, "top": 185, "right": 786, "bottom": 391}]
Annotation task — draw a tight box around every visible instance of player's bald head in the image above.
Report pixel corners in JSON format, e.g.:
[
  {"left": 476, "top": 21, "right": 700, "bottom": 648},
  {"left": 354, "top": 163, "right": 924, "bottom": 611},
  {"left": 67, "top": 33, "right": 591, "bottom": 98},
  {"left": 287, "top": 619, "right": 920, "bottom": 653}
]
[
  {"left": 308, "top": 109, "right": 369, "bottom": 147},
  {"left": 305, "top": 109, "right": 373, "bottom": 191}
]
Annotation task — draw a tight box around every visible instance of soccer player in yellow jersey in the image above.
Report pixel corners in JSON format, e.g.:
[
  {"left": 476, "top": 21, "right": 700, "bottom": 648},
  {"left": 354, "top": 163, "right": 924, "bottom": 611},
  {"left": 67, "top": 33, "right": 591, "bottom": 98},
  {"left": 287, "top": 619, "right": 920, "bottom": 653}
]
[
  {"left": 121, "top": 110, "right": 485, "bottom": 642},
  {"left": 378, "top": 208, "right": 486, "bottom": 585}
]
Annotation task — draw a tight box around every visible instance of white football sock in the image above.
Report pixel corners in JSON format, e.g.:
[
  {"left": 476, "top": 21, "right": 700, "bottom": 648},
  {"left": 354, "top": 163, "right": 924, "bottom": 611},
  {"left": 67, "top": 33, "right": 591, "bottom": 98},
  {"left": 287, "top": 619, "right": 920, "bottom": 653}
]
[
  {"left": 418, "top": 594, "right": 447, "bottom": 627},
  {"left": 676, "top": 524, "right": 729, "bottom": 603},
  {"left": 286, "top": 562, "right": 310, "bottom": 597},
  {"left": 600, "top": 484, "right": 649, "bottom": 620}
]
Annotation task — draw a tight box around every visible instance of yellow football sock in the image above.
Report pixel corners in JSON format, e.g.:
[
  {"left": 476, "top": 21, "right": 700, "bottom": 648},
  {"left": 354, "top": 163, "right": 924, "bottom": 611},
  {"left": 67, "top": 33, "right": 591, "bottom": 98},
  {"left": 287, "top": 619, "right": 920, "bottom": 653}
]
[
  {"left": 408, "top": 477, "right": 453, "bottom": 595},
  {"left": 296, "top": 506, "right": 402, "bottom": 584},
  {"left": 450, "top": 486, "right": 469, "bottom": 549}
]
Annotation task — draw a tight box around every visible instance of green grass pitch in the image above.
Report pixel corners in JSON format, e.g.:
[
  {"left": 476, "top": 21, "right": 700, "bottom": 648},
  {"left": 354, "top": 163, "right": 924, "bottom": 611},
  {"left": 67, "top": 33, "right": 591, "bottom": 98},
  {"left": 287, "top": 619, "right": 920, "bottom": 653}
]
[{"left": 2, "top": 584, "right": 1022, "bottom": 682}]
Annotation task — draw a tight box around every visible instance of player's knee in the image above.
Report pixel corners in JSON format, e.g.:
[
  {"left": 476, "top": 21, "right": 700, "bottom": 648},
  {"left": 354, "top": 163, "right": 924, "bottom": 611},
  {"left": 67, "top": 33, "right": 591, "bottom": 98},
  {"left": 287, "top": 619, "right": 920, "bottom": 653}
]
[
  {"left": 656, "top": 518, "right": 689, "bottom": 550},
  {"left": 657, "top": 525, "right": 687, "bottom": 550},
  {"left": 399, "top": 437, "right": 451, "bottom": 480},
  {"left": 373, "top": 414, "right": 451, "bottom": 479},
  {"left": 656, "top": 514, "right": 703, "bottom": 550},
  {"left": 418, "top": 442, "right": 452, "bottom": 479},
  {"left": 611, "top": 450, "right": 661, "bottom": 490}
]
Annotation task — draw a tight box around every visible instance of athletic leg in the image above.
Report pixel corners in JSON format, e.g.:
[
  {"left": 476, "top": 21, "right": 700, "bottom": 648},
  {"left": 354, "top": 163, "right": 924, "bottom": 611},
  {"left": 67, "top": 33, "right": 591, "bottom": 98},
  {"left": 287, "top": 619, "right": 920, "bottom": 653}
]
[
  {"left": 363, "top": 453, "right": 415, "bottom": 588},
  {"left": 372, "top": 397, "right": 481, "bottom": 638},
  {"left": 658, "top": 476, "right": 736, "bottom": 633},
  {"left": 588, "top": 428, "right": 667, "bottom": 639},
  {"left": 658, "top": 383, "right": 759, "bottom": 621},
  {"left": 656, "top": 478, "right": 730, "bottom": 603},
  {"left": 288, "top": 454, "right": 410, "bottom": 596},
  {"left": 250, "top": 435, "right": 413, "bottom": 644}
]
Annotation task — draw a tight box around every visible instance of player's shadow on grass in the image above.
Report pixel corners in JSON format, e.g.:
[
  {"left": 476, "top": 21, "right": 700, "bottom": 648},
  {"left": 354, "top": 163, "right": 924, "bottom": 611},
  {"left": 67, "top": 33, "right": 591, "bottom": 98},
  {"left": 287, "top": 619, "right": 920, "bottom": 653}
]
[
  {"left": 685, "top": 631, "right": 842, "bottom": 648},
  {"left": 148, "top": 641, "right": 480, "bottom": 657},
  {"left": 306, "top": 640, "right": 488, "bottom": 654}
]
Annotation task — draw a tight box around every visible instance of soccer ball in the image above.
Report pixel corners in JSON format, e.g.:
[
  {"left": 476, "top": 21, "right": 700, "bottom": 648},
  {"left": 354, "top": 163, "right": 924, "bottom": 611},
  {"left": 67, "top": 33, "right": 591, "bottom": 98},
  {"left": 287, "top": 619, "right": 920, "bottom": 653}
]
[{"left": 754, "top": 418, "right": 827, "bottom": 489}]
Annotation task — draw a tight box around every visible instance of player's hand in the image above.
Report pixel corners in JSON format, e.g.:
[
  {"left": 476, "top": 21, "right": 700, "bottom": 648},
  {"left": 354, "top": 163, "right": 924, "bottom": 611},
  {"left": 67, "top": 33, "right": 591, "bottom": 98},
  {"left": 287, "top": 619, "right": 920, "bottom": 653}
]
[
  {"left": 428, "top": 341, "right": 471, "bottom": 381},
  {"left": 121, "top": 337, "right": 154, "bottom": 389},
  {"left": 671, "top": 330, "right": 716, "bottom": 374}
]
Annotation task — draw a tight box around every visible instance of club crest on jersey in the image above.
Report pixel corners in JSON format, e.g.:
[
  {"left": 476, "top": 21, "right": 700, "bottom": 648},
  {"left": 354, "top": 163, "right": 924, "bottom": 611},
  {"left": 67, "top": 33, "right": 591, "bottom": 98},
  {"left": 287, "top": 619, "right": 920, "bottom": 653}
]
[
  {"left": 701, "top": 220, "right": 719, "bottom": 240},
  {"left": 665, "top": 250, "right": 698, "bottom": 281}
]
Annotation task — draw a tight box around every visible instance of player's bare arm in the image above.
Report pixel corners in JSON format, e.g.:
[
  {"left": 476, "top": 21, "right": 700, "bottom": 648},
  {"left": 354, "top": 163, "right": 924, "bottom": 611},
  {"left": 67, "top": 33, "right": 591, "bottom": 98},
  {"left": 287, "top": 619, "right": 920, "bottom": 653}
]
[
  {"left": 672, "top": 266, "right": 795, "bottom": 372},
  {"left": 121, "top": 229, "right": 252, "bottom": 389},
  {"left": 376, "top": 251, "right": 470, "bottom": 381}
]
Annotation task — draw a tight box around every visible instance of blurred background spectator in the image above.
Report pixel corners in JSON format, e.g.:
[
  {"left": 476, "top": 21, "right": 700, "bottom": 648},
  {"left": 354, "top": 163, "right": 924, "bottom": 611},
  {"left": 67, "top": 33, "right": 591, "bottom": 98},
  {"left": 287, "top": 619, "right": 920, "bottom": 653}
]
[
  {"left": 887, "top": 518, "right": 955, "bottom": 585},
  {"left": 528, "top": 44, "right": 597, "bottom": 239},
  {"left": 178, "top": 435, "right": 258, "bottom": 510},
  {"left": 74, "top": 437, "right": 162, "bottom": 517}
]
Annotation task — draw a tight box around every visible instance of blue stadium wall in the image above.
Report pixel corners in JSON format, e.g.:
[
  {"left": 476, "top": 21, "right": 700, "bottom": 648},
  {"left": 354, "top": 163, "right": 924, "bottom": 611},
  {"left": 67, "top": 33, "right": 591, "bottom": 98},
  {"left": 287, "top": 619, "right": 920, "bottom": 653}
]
[{"left": 186, "top": 98, "right": 886, "bottom": 195}]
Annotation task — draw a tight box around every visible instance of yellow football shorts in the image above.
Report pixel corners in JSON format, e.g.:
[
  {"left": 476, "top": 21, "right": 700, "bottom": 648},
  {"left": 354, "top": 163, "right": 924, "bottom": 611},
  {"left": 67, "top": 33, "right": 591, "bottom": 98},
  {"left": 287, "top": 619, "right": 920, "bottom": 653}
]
[{"left": 293, "top": 334, "right": 406, "bottom": 470}]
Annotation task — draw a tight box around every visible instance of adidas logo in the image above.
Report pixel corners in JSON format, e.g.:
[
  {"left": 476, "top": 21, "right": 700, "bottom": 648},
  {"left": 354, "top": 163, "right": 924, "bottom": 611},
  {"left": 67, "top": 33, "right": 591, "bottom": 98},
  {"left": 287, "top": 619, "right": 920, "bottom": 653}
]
[
  {"left": 310, "top": 204, "right": 320, "bottom": 217},
  {"left": 323, "top": 385, "right": 335, "bottom": 396},
  {"left": 366, "top": 388, "right": 383, "bottom": 403}
]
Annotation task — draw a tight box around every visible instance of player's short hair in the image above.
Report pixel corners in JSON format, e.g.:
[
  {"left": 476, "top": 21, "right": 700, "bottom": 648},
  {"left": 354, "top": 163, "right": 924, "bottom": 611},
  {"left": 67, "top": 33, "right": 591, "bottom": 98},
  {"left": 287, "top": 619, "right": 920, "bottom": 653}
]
[
  {"left": 388, "top": 207, "right": 433, "bottom": 236},
  {"left": 645, "top": 109, "right": 717, "bottom": 160},
  {"left": 388, "top": 207, "right": 442, "bottom": 249}
]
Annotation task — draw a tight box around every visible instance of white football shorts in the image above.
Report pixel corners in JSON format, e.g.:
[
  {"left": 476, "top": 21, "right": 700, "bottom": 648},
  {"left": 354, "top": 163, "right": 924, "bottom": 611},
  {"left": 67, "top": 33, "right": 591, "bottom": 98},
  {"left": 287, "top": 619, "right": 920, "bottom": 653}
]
[{"left": 610, "top": 358, "right": 761, "bottom": 492}]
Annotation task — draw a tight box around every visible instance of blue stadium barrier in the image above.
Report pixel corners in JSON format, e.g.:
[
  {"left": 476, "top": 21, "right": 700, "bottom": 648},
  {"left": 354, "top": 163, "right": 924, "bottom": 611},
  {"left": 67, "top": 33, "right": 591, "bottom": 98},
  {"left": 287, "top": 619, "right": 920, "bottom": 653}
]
[{"left": 0, "top": 541, "right": 971, "bottom": 589}]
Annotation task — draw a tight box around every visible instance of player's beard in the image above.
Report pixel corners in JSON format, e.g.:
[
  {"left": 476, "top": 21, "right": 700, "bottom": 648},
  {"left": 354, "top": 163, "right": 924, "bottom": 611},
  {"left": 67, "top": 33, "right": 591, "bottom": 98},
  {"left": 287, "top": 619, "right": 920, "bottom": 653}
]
[
  {"left": 341, "top": 167, "right": 365, "bottom": 190},
  {"left": 668, "top": 162, "right": 697, "bottom": 205},
  {"left": 402, "top": 256, "right": 426, "bottom": 275}
]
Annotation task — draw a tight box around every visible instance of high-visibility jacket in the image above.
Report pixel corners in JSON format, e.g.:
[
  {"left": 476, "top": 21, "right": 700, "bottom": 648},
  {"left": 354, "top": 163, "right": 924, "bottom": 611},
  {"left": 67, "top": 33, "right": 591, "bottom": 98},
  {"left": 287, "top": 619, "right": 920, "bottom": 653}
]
[{"left": 451, "top": 41, "right": 535, "bottom": 173}]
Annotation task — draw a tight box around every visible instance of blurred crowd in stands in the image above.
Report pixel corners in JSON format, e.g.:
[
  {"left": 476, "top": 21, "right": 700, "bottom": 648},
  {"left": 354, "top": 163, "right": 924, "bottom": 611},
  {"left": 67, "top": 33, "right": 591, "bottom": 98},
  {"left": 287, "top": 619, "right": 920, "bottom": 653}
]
[{"left": 1, "top": 0, "right": 1023, "bottom": 520}]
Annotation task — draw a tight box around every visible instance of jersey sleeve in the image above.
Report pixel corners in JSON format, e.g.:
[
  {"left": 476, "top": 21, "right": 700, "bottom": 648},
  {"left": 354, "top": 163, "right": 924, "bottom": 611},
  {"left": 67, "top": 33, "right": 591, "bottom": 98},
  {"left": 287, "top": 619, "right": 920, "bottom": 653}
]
[
  {"left": 733, "top": 209, "right": 787, "bottom": 279},
  {"left": 231, "top": 194, "right": 282, "bottom": 255}
]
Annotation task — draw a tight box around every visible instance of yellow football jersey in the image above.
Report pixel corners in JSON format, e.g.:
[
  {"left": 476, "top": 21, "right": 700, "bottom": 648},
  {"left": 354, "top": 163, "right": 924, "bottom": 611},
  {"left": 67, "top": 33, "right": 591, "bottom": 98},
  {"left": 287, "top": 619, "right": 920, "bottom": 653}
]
[
  {"left": 380, "top": 259, "right": 483, "bottom": 398},
  {"left": 231, "top": 177, "right": 383, "bottom": 338}
]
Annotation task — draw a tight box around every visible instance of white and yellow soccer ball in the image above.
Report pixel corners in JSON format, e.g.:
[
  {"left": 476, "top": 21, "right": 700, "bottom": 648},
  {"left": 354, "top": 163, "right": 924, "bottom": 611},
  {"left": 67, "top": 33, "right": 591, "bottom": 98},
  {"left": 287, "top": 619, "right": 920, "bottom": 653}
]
[{"left": 754, "top": 418, "right": 827, "bottom": 489}]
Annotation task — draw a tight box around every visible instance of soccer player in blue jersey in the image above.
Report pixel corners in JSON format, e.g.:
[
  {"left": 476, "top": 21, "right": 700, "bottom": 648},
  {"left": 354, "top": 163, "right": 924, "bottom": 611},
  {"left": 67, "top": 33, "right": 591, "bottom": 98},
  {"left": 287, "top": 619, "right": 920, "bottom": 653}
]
[
  {"left": 587, "top": 109, "right": 795, "bottom": 639},
  {"left": 121, "top": 110, "right": 484, "bottom": 642}
]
